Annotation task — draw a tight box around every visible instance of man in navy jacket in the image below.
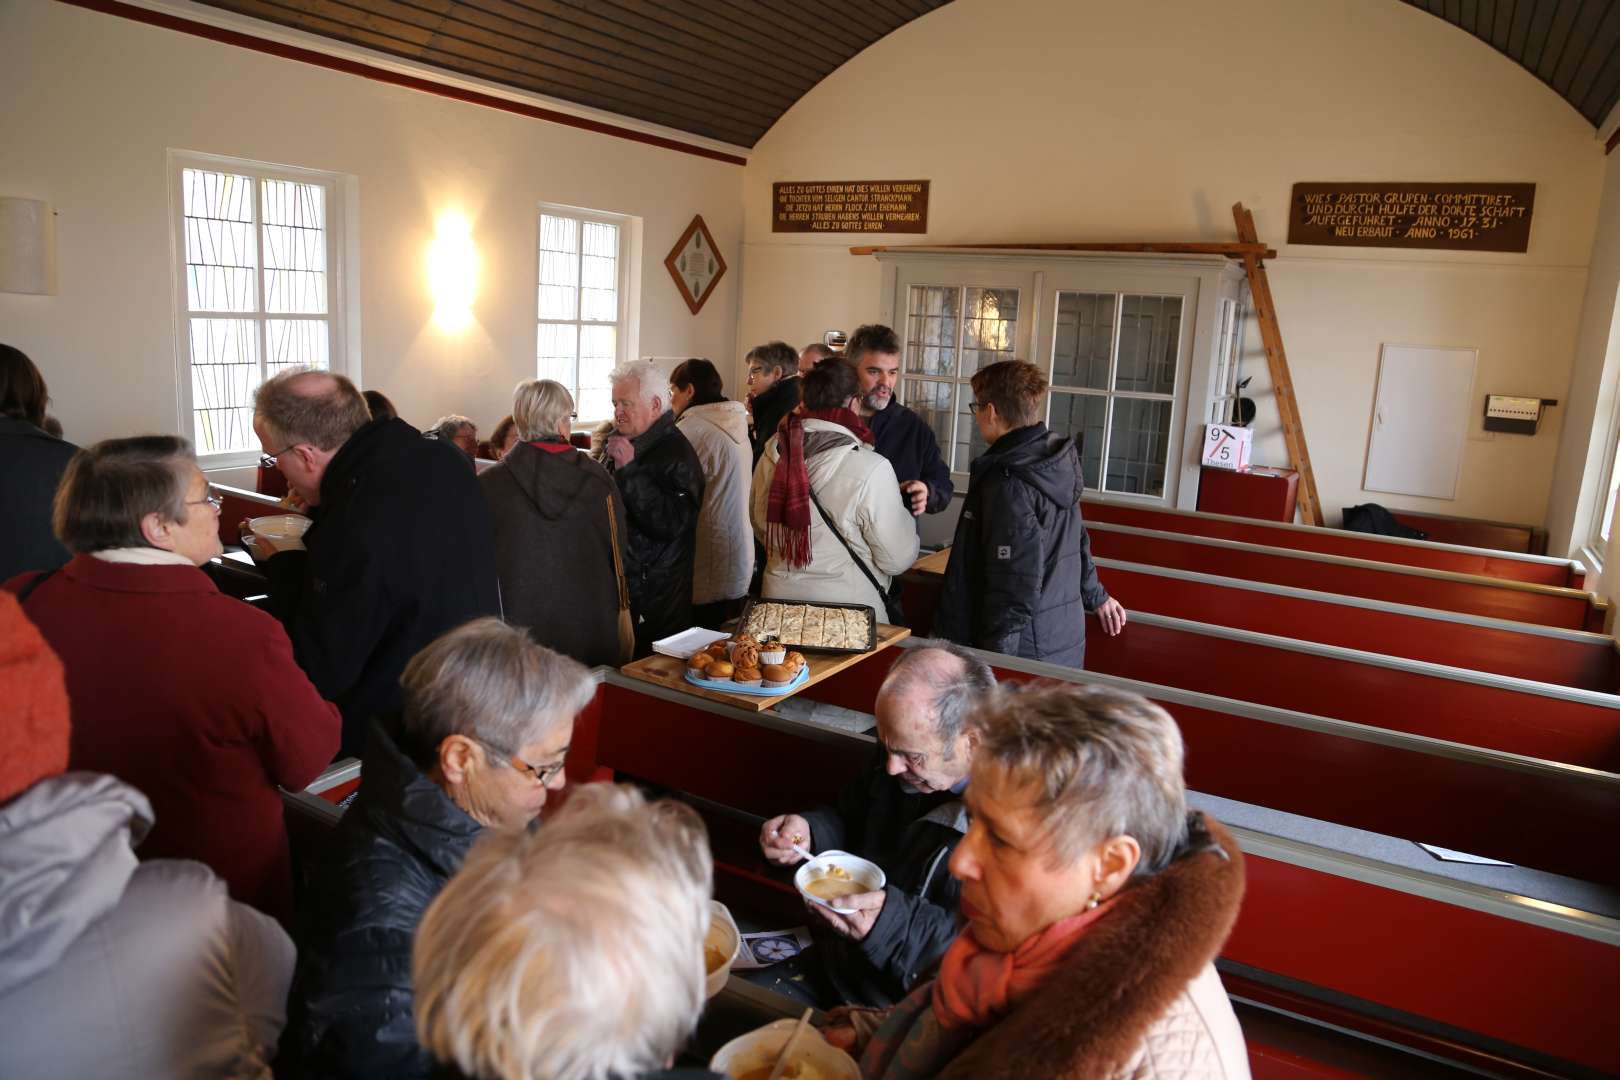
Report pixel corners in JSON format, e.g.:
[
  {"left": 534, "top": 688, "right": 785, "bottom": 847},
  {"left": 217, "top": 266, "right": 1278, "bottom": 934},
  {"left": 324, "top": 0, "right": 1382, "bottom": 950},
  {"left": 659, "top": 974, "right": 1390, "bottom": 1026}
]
[{"left": 845, "top": 324, "right": 954, "bottom": 518}]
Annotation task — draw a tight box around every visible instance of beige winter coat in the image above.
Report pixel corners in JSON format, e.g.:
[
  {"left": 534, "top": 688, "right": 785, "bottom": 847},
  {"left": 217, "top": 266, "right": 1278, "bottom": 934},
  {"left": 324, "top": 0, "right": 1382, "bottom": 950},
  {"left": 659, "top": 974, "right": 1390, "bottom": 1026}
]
[
  {"left": 677, "top": 401, "right": 755, "bottom": 605},
  {"left": 751, "top": 418, "right": 920, "bottom": 614}
]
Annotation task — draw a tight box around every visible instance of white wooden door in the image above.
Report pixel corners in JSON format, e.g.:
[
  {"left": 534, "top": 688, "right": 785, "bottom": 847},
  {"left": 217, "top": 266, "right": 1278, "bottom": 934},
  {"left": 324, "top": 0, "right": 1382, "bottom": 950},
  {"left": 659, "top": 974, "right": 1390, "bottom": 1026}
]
[{"left": 1363, "top": 344, "right": 1478, "bottom": 500}]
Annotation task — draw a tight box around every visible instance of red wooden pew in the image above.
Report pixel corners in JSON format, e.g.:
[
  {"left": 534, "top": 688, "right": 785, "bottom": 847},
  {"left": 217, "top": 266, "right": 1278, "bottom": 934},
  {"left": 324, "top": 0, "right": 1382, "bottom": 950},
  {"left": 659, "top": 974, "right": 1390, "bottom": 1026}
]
[
  {"left": 1085, "top": 522, "right": 1605, "bottom": 631},
  {"left": 1094, "top": 558, "right": 1618, "bottom": 692},
  {"left": 575, "top": 667, "right": 1620, "bottom": 1079},
  {"left": 1082, "top": 497, "right": 1584, "bottom": 588}
]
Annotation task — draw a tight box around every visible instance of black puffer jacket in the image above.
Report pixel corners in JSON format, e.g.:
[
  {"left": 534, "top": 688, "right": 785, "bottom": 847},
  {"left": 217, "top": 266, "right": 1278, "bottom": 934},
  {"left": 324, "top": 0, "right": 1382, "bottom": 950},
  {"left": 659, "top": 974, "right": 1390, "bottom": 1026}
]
[
  {"left": 263, "top": 417, "right": 501, "bottom": 755},
  {"left": 800, "top": 748, "right": 967, "bottom": 1008},
  {"left": 603, "top": 411, "right": 705, "bottom": 652},
  {"left": 278, "top": 718, "right": 482, "bottom": 1080},
  {"left": 933, "top": 423, "right": 1107, "bottom": 669},
  {"left": 480, "top": 439, "right": 628, "bottom": 667}
]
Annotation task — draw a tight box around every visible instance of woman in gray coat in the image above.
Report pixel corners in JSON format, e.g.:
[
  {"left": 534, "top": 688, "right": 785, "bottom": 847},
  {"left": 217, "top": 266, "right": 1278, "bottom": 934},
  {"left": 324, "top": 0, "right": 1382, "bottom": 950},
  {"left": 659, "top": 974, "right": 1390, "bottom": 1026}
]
[{"left": 670, "top": 358, "right": 754, "bottom": 628}]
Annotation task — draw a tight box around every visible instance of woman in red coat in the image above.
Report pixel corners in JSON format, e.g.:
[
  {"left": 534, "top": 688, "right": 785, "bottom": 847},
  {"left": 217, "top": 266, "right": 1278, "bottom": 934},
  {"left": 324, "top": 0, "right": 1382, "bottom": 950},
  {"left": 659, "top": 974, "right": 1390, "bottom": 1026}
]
[{"left": 5, "top": 435, "right": 340, "bottom": 922}]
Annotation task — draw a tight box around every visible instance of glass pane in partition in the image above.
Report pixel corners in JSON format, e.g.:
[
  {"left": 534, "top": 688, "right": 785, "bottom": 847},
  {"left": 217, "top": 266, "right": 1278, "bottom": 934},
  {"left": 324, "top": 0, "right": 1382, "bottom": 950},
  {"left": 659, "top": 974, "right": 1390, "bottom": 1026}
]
[
  {"left": 904, "top": 285, "right": 959, "bottom": 375},
  {"left": 960, "top": 287, "right": 1018, "bottom": 372},
  {"left": 953, "top": 389, "right": 988, "bottom": 473},
  {"left": 1105, "top": 397, "right": 1174, "bottom": 497},
  {"left": 1115, "top": 295, "right": 1181, "bottom": 395},
  {"left": 905, "top": 377, "right": 958, "bottom": 471},
  {"left": 1051, "top": 292, "right": 1114, "bottom": 390},
  {"left": 1048, "top": 391, "right": 1107, "bottom": 491},
  {"left": 577, "top": 326, "right": 617, "bottom": 421}
]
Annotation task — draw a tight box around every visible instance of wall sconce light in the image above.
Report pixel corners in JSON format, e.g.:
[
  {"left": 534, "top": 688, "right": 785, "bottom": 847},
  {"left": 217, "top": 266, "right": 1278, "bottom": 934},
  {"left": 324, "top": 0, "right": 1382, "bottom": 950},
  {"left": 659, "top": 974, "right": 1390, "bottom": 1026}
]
[
  {"left": 0, "top": 198, "right": 57, "bottom": 295},
  {"left": 428, "top": 212, "right": 477, "bottom": 332}
]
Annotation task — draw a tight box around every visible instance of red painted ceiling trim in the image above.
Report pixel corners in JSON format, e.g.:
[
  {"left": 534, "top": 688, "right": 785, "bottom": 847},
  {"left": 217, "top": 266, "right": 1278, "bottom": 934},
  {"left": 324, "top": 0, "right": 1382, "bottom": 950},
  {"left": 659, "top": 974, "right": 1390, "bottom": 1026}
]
[
  {"left": 1607, "top": 125, "right": 1620, "bottom": 155},
  {"left": 54, "top": 0, "right": 750, "bottom": 167}
]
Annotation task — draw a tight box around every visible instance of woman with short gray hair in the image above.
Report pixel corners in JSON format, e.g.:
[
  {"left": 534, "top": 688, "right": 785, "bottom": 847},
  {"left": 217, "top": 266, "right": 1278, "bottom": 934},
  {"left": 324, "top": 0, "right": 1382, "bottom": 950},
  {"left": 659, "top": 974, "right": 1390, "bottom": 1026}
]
[
  {"left": 4, "top": 435, "right": 340, "bottom": 922},
  {"left": 415, "top": 783, "right": 721, "bottom": 1080},
  {"left": 280, "top": 619, "right": 595, "bottom": 1080},
  {"left": 480, "top": 380, "right": 630, "bottom": 667},
  {"left": 827, "top": 682, "right": 1250, "bottom": 1080}
]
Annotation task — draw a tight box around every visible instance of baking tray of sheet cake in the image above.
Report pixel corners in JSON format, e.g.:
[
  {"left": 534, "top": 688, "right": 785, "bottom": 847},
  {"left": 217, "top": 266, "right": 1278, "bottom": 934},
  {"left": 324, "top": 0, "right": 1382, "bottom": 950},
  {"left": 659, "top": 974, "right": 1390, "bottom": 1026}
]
[{"left": 736, "top": 598, "right": 878, "bottom": 654}]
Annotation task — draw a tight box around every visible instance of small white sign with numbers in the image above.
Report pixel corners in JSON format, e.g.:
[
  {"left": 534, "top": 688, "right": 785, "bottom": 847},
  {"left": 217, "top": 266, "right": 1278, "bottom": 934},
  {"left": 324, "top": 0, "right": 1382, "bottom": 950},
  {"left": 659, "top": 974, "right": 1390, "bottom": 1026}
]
[{"left": 1202, "top": 424, "right": 1252, "bottom": 471}]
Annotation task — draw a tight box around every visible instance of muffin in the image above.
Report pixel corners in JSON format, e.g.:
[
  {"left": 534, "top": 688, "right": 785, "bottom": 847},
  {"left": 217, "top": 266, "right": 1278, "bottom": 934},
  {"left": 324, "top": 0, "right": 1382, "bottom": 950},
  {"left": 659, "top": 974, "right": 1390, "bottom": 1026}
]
[
  {"left": 706, "top": 660, "right": 735, "bottom": 680},
  {"left": 759, "top": 639, "right": 786, "bottom": 666},
  {"left": 731, "top": 666, "right": 763, "bottom": 687},
  {"left": 785, "top": 651, "right": 807, "bottom": 671},
  {"left": 732, "top": 643, "right": 761, "bottom": 672},
  {"left": 705, "top": 642, "right": 730, "bottom": 659},
  {"left": 761, "top": 663, "right": 794, "bottom": 688},
  {"left": 687, "top": 652, "right": 714, "bottom": 673}
]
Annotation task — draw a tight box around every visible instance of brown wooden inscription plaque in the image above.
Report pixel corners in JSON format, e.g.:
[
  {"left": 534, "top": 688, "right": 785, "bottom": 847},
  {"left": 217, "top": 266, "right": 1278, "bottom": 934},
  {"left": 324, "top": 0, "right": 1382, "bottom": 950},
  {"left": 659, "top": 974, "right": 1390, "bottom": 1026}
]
[
  {"left": 773, "top": 180, "right": 929, "bottom": 233},
  {"left": 1288, "top": 182, "right": 1534, "bottom": 253}
]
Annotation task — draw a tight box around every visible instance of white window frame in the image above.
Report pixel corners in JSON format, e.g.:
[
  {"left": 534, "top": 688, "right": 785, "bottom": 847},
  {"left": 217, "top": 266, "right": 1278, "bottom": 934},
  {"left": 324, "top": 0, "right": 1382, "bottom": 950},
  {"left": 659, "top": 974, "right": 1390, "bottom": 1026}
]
[
  {"left": 535, "top": 203, "right": 640, "bottom": 427},
  {"left": 168, "top": 150, "right": 351, "bottom": 468}
]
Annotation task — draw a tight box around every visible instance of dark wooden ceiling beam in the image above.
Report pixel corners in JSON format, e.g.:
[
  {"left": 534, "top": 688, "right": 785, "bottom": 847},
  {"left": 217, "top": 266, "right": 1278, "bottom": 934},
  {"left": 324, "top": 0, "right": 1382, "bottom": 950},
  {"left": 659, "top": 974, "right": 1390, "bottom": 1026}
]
[
  {"left": 624, "top": 0, "right": 847, "bottom": 72},
  {"left": 1550, "top": 0, "right": 1610, "bottom": 100}
]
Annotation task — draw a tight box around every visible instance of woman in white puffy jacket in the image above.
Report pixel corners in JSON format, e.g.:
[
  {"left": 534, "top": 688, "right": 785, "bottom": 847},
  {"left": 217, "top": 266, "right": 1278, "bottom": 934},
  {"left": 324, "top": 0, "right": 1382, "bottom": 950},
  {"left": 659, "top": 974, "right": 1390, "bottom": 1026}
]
[
  {"left": 671, "top": 359, "right": 755, "bottom": 626},
  {"left": 751, "top": 360, "right": 919, "bottom": 615}
]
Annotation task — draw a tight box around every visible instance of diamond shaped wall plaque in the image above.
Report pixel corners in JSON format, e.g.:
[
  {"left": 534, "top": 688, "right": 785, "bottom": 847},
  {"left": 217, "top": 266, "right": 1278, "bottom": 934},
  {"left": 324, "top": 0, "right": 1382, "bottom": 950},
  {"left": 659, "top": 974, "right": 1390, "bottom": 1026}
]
[{"left": 665, "top": 214, "right": 726, "bottom": 316}]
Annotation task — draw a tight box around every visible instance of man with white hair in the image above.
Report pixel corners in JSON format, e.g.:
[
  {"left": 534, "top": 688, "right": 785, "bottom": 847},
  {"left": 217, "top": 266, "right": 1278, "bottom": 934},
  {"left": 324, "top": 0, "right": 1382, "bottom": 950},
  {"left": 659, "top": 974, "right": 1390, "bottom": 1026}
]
[
  {"left": 413, "top": 784, "right": 722, "bottom": 1080},
  {"left": 759, "top": 640, "right": 996, "bottom": 1007},
  {"left": 602, "top": 360, "right": 705, "bottom": 652},
  {"left": 250, "top": 368, "right": 500, "bottom": 755}
]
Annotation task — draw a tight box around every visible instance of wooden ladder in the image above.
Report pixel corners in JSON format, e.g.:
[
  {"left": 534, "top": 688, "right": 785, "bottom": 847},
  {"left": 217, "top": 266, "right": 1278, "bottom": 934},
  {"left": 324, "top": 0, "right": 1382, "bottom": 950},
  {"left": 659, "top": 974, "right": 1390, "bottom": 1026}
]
[{"left": 1233, "top": 203, "right": 1323, "bottom": 526}]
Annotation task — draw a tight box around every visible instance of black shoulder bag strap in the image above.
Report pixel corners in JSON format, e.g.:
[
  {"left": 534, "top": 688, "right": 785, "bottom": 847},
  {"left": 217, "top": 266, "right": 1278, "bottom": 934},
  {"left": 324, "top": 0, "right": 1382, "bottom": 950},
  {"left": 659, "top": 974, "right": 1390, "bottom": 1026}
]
[
  {"left": 807, "top": 487, "right": 903, "bottom": 625},
  {"left": 15, "top": 567, "right": 58, "bottom": 606}
]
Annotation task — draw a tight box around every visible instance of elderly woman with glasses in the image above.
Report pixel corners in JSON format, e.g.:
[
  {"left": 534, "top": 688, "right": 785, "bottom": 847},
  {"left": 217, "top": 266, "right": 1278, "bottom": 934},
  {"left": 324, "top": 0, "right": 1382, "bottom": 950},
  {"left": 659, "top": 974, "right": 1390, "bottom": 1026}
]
[
  {"left": 826, "top": 682, "right": 1249, "bottom": 1080},
  {"left": 280, "top": 618, "right": 595, "bottom": 1080},
  {"left": 2, "top": 435, "right": 341, "bottom": 923},
  {"left": 414, "top": 783, "right": 723, "bottom": 1080}
]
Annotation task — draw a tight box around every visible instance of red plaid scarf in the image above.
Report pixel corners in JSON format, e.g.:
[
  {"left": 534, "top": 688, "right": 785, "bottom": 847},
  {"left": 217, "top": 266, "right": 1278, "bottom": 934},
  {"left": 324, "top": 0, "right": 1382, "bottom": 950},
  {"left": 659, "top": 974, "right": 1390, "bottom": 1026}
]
[{"left": 764, "top": 407, "right": 874, "bottom": 568}]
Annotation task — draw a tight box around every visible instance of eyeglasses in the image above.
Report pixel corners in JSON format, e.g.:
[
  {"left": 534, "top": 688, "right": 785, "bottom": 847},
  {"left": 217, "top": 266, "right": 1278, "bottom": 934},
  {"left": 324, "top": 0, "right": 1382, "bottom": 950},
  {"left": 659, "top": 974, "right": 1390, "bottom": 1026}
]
[
  {"left": 476, "top": 738, "right": 565, "bottom": 785},
  {"left": 259, "top": 443, "right": 304, "bottom": 470},
  {"left": 185, "top": 487, "right": 223, "bottom": 513},
  {"left": 967, "top": 401, "right": 987, "bottom": 414}
]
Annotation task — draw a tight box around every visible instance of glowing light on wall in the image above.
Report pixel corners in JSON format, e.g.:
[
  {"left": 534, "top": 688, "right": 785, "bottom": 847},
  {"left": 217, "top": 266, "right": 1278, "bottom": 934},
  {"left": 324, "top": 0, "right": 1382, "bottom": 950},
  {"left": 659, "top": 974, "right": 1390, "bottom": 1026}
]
[{"left": 429, "top": 212, "right": 478, "bottom": 331}]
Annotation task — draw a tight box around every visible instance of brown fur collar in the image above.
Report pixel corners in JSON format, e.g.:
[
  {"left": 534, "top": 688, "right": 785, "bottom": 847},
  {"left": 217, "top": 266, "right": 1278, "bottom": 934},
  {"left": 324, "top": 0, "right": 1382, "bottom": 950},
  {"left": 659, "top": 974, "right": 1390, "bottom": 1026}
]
[{"left": 938, "top": 815, "right": 1245, "bottom": 1080}]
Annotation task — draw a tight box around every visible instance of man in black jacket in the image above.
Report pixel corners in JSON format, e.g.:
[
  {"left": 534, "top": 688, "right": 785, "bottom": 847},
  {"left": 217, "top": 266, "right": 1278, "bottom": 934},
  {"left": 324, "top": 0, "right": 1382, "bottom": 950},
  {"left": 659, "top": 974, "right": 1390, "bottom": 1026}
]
[
  {"left": 846, "top": 324, "right": 954, "bottom": 517},
  {"left": 249, "top": 369, "right": 500, "bottom": 755},
  {"left": 603, "top": 360, "right": 705, "bottom": 653},
  {"left": 745, "top": 340, "right": 802, "bottom": 462},
  {"left": 934, "top": 360, "right": 1126, "bottom": 668},
  {"left": 759, "top": 641, "right": 995, "bottom": 1007}
]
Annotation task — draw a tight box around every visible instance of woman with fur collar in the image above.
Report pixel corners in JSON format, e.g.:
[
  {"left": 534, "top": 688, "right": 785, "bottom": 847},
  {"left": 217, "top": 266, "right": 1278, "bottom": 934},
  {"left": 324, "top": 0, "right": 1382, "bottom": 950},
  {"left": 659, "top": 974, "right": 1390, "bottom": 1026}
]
[{"left": 825, "top": 682, "right": 1250, "bottom": 1079}]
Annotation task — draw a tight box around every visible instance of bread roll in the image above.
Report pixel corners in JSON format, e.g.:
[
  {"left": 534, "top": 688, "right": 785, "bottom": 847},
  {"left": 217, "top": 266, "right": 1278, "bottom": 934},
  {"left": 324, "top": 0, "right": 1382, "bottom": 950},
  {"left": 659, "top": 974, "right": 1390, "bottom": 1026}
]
[
  {"left": 707, "top": 660, "right": 734, "bottom": 679},
  {"left": 688, "top": 653, "right": 714, "bottom": 671},
  {"left": 761, "top": 663, "right": 793, "bottom": 684}
]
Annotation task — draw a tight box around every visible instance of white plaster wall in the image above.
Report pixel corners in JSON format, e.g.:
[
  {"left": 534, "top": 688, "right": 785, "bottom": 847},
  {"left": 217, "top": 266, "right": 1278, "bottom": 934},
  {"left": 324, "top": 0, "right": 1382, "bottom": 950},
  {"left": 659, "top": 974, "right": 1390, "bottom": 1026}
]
[
  {"left": 0, "top": 0, "right": 743, "bottom": 446},
  {"left": 1546, "top": 151, "right": 1620, "bottom": 561},
  {"left": 737, "top": 0, "right": 1603, "bottom": 528}
]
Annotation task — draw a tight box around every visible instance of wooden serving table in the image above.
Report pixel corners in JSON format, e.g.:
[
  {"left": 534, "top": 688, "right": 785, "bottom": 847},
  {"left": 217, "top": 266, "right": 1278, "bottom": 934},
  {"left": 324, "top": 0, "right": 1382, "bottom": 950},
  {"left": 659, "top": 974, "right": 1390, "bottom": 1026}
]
[
  {"left": 618, "top": 624, "right": 911, "bottom": 713},
  {"left": 905, "top": 548, "right": 949, "bottom": 579}
]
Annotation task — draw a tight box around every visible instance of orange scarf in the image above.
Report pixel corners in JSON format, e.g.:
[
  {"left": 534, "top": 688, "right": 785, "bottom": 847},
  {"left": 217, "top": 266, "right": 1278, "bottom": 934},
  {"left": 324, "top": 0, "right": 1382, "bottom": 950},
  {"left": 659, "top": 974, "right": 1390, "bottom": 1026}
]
[{"left": 932, "top": 898, "right": 1116, "bottom": 1030}]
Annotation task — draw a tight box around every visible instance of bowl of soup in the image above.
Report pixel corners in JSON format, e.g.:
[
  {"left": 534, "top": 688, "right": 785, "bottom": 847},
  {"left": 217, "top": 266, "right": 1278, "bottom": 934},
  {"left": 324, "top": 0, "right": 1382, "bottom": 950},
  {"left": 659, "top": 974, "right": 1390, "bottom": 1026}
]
[
  {"left": 704, "top": 900, "right": 741, "bottom": 999},
  {"left": 247, "top": 513, "right": 312, "bottom": 550},
  {"left": 793, "top": 851, "right": 885, "bottom": 916},
  {"left": 710, "top": 1018, "right": 859, "bottom": 1080}
]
